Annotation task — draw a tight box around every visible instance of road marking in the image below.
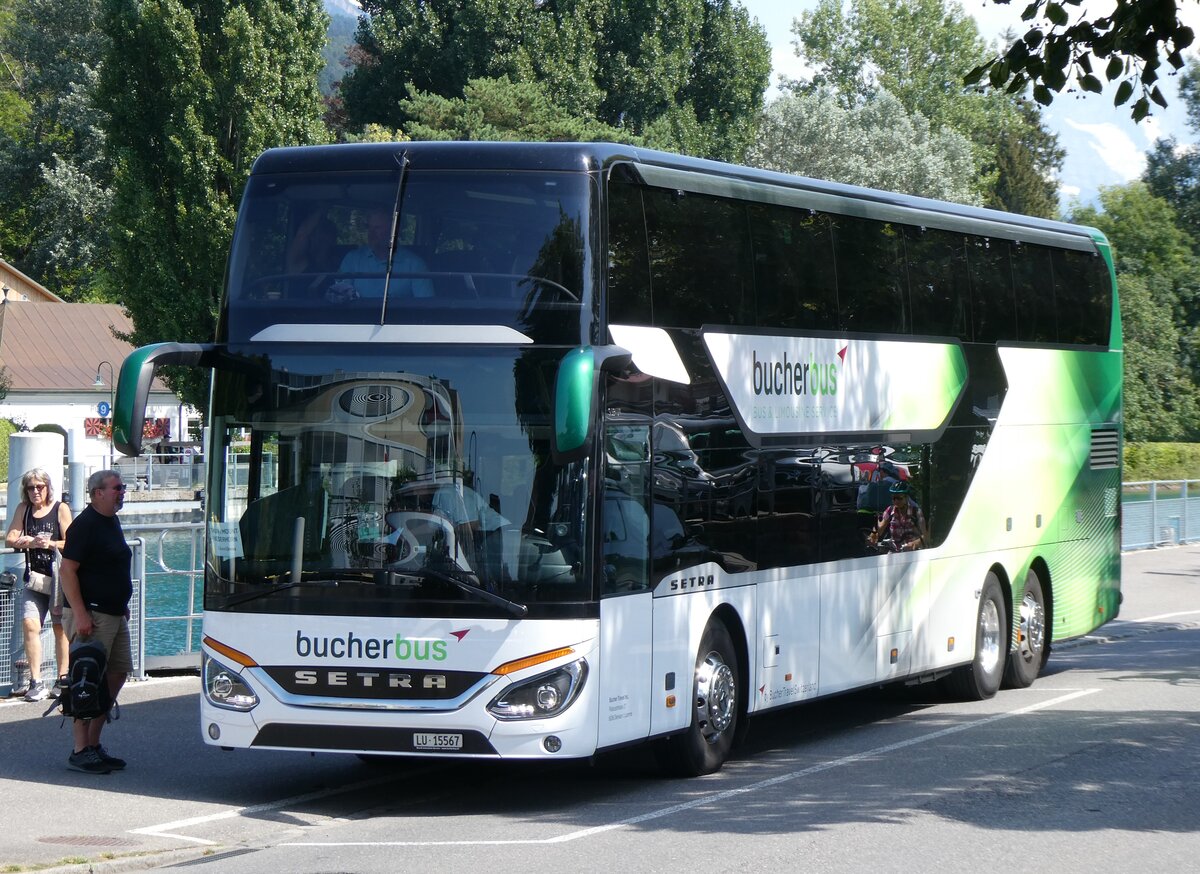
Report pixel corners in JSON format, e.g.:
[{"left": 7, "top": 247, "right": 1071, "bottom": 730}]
[
  {"left": 1129, "top": 609, "right": 1200, "bottom": 623},
  {"left": 129, "top": 769, "right": 431, "bottom": 845},
  {"left": 283, "top": 688, "right": 1101, "bottom": 848}
]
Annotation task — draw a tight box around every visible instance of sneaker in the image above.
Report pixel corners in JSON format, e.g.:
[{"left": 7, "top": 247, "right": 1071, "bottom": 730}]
[
  {"left": 67, "top": 747, "right": 112, "bottom": 774},
  {"left": 92, "top": 745, "right": 125, "bottom": 770},
  {"left": 23, "top": 679, "right": 48, "bottom": 702},
  {"left": 50, "top": 676, "right": 67, "bottom": 699}
]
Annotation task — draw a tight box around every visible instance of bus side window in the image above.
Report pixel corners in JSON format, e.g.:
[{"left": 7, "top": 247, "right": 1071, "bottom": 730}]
[
  {"left": 602, "top": 420, "right": 651, "bottom": 595},
  {"left": 1012, "top": 243, "right": 1057, "bottom": 343},
  {"left": 607, "top": 180, "right": 653, "bottom": 324},
  {"left": 832, "top": 215, "right": 909, "bottom": 334},
  {"left": 642, "top": 187, "right": 753, "bottom": 329},
  {"left": 749, "top": 203, "right": 838, "bottom": 331},
  {"left": 967, "top": 237, "right": 1016, "bottom": 343},
  {"left": 906, "top": 226, "right": 972, "bottom": 340},
  {"left": 1053, "top": 248, "right": 1112, "bottom": 346}
]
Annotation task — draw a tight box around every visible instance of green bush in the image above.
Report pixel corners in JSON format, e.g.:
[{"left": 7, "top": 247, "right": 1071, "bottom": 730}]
[
  {"left": 1124, "top": 442, "right": 1200, "bottom": 481},
  {"left": 0, "top": 419, "right": 20, "bottom": 483}
]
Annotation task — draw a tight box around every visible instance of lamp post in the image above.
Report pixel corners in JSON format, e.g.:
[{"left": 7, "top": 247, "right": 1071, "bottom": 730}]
[{"left": 93, "top": 361, "right": 115, "bottom": 467}]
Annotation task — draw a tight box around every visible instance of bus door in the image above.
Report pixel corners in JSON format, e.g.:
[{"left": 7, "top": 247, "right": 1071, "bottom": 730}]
[{"left": 596, "top": 416, "right": 654, "bottom": 748}]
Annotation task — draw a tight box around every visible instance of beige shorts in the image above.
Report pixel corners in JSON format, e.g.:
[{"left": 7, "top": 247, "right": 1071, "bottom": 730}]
[{"left": 62, "top": 608, "right": 133, "bottom": 675}]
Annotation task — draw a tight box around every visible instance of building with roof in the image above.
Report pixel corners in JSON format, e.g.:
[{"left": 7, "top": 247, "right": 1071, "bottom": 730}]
[
  {"left": 0, "top": 299, "right": 199, "bottom": 481},
  {"left": 0, "top": 257, "right": 63, "bottom": 304}
]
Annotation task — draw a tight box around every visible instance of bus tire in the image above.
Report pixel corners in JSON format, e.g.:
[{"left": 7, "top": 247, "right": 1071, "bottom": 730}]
[
  {"left": 946, "top": 572, "right": 1007, "bottom": 701},
  {"left": 657, "top": 619, "right": 739, "bottom": 777},
  {"left": 1003, "top": 570, "right": 1046, "bottom": 689}
]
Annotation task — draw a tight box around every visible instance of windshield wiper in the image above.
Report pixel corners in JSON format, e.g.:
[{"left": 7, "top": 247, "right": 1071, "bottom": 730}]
[
  {"left": 380, "top": 149, "right": 410, "bottom": 325},
  {"left": 223, "top": 575, "right": 374, "bottom": 608},
  {"left": 408, "top": 567, "right": 528, "bottom": 618}
]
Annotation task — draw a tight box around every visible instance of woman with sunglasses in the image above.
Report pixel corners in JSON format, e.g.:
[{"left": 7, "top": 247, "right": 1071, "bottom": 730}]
[{"left": 5, "top": 468, "right": 73, "bottom": 701}]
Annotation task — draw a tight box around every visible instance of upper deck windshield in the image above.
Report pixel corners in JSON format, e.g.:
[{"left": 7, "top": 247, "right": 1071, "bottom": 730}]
[
  {"left": 204, "top": 346, "right": 592, "bottom": 619},
  {"left": 224, "top": 168, "right": 595, "bottom": 345}
]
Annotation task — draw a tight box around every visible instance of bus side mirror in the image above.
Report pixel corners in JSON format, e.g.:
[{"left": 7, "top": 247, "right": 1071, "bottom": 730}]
[
  {"left": 114, "top": 343, "right": 217, "bottom": 457},
  {"left": 551, "top": 345, "right": 632, "bottom": 464}
]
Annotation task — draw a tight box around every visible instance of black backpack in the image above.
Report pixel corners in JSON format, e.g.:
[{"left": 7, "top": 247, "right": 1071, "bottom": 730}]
[{"left": 59, "top": 639, "right": 113, "bottom": 721}]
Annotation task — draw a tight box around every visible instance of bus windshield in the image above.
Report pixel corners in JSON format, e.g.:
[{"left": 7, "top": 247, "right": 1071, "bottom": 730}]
[
  {"left": 204, "top": 345, "right": 592, "bottom": 617},
  {"left": 225, "top": 169, "right": 594, "bottom": 345}
]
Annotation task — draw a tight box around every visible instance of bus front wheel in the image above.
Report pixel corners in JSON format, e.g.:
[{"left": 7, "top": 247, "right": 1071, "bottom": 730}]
[
  {"left": 946, "top": 572, "right": 1007, "bottom": 700},
  {"left": 658, "top": 620, "right": 739, "bottom": 777},
  {"left": 1003, "top": 571, "right": 1046, "bottom": 689}
]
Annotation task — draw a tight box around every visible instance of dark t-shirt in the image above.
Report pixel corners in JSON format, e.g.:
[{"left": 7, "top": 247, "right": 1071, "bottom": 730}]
[{"left": 62, "top": 505, "right": 132, "bottom": 615}]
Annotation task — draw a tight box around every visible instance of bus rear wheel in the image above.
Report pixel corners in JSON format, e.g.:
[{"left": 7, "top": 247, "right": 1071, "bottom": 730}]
[
  {"left": 658, "top": 620, "right": 739, "bottom": 777},
  {"left": 1003, "top": 571, "right": 1046, "bottom": 688},
  {"left": 946, "top": 572, "right": 1007, "bottom": 700}
]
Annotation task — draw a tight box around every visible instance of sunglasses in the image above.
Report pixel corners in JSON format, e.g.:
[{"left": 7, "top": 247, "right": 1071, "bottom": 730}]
[{"left": 26, "top": 484, "right": 46, "bottom": 492}]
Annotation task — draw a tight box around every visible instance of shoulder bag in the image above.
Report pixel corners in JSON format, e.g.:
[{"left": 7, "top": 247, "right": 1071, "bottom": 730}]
[{"left": 22, "top": 503, "right": 53, "bottom": 596}]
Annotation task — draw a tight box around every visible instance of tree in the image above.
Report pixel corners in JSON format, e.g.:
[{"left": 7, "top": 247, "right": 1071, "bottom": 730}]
[
  {"left": 402, "top": 77, "right": 645, "bottom": 145},
  {"left": 340, "top": 0, "right": 770, "bottom": 162},
  {"left": 97, "top": 0, "right": 330, "bottom": 410},
  {"left": 1071, "top": 182, "right": 1200, "bottom": 440},
  {"left": 969, "top": 0, "right": 1195, "bottom": 122},
  {"left": 745, "top": 89, "right": 980, "bottom": 205},
  {"left": 0, "top": 0, "right": 113, "bottom": 297},
  {"left": 978, "top": 96, "right": 1064, "bottom": 217},
  {"left": 1144, "top": 61, "right": 1200, "bottom": 241},
  {"left": 789, "top": 0, "right": 1063, "bottom": 216}
]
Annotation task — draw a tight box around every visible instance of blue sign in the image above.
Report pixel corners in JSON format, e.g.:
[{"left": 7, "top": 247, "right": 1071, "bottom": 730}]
[{"left": 97, "top": 401, "right": 111, "bottom": 418}]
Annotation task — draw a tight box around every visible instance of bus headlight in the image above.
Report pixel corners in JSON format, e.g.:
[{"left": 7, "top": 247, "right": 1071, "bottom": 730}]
[
  {"left": 487, "top": 659, "right": 588, "bottom": 720},
  {"left": 203, "top": 653, "right": 259, "bottom": 712}
]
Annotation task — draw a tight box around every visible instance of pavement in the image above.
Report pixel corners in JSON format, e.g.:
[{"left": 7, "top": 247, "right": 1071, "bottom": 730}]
[{"left": 1, "top": 544, "right": 1197, "bottom": 873}]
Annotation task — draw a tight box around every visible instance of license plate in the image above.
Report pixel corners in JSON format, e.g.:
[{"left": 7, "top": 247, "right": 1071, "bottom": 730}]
[{"left": 413, "top": 732, "right": 463, "bottom": 751}]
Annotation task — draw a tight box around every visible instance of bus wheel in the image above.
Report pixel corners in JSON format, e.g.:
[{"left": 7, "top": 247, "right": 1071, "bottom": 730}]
[
  {"left": 658, "top": 620, "right": 739, "bottom": 777},
  {"left": 946, "top": 572, "right": 1007, "bottom": 700},
  {"left": 1003, "top": 571, "right": 1046, "bottom": 689}
]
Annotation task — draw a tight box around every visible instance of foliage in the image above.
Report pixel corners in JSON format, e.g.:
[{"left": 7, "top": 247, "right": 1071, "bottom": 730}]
[
  {"left": 0, "top": 417, "right": 19, "bottom": 483},
  {"left": 0, "top": 0, "right": 113, "bottom": 298},
  {"left": 0, "top": 0, "right": 30, "bottom": 139},
  {"left": 745, "top": 89, "right": 980, "bottom": 205},
  {"left": 1124, "top": 441, "right": 1200, "bottom": 480},
  {"left": 789, "top": 0, "right": 1063, "bottom": 215},
  {"left": 403, "top": 77, "right": 644, "bottom": 145},
  {"left": 340, "top": 0, "right": 769, "bottom": 161},
  {"left": 1071, "top": 182, "right": 1200, "bottom": 440},
  {"left": 1143, "top": 61, "right": 1200, "bottom": 241},
  {"left": 96, "top": 0, "right": 330, "bottom": 411},
  {"left": 968, "top": 0, "right": 1194, "bottom": 122}
]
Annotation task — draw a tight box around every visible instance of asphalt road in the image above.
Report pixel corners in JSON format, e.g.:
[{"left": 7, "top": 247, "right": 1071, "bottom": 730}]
[{"left": 1, "top": 545, "right": 1197, "bottom": 873}]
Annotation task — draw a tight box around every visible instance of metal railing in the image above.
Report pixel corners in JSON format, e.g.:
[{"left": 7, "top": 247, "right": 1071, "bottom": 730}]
[{"left": 1121, "top": 480, "right": 1200, "bottom": 551}]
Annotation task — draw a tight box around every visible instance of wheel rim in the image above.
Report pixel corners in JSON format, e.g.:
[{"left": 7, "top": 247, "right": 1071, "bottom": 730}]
[
  {"left": 695, "top": 651, "right": 736, "bottom": 745},
  {"left": 1016, "top": 591, "right": 1045, "bottom": 664},
  {"left": 979, "top": 598, "right": 1002, "bottom": 675}
]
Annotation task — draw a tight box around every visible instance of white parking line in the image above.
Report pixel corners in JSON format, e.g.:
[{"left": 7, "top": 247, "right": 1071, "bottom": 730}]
[
  {"left": 283, "top": 688, "right": 1101, "bottom": 848},
  {"left": 129, "top": 770, "right": 429, "bottom": 845},
  {"left": 1130, "top": 609, "right": 1200, "bottom": 623}
]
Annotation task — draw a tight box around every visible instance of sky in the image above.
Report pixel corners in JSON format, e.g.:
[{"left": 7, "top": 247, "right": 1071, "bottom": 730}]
[{"left": 739, "top": 0, "right": 1200, "bottom": 212}]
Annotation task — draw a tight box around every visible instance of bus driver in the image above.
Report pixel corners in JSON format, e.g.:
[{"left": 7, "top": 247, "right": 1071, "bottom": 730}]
[{"left": 326, "top": 207, "right": 433, "bottom": 301}]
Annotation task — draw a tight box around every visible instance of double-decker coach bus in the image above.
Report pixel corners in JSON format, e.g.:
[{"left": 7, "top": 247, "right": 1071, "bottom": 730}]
[{"left": 113, "top": 142, "right": 1121, "bottom": 775}]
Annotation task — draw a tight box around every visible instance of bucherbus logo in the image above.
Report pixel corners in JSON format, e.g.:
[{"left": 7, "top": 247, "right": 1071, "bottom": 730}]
[
  {"left": 751, "top": 347, "right": 846, "bottom": 397},
  {"left": 295, "top": 630, "right": 461, "bottom": 663}
]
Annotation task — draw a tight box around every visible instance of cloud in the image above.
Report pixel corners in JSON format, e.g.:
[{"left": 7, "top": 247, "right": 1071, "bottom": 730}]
[{"left": 1063, "top": 119, "right": 1146, "bottom": 181}]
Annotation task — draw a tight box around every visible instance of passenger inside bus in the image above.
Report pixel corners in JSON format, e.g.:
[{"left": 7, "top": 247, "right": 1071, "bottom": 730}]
[
  {"left": 326, "top": 207, "right": 433, "bottom": 301},
  {"left": 285, "top": 211, "right": 340, "bottom": 298}
]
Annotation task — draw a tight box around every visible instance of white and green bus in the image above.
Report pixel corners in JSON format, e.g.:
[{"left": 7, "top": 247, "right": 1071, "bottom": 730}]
[{"left": 114, "top": 142, "right": 1121, "bottom": 775}]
